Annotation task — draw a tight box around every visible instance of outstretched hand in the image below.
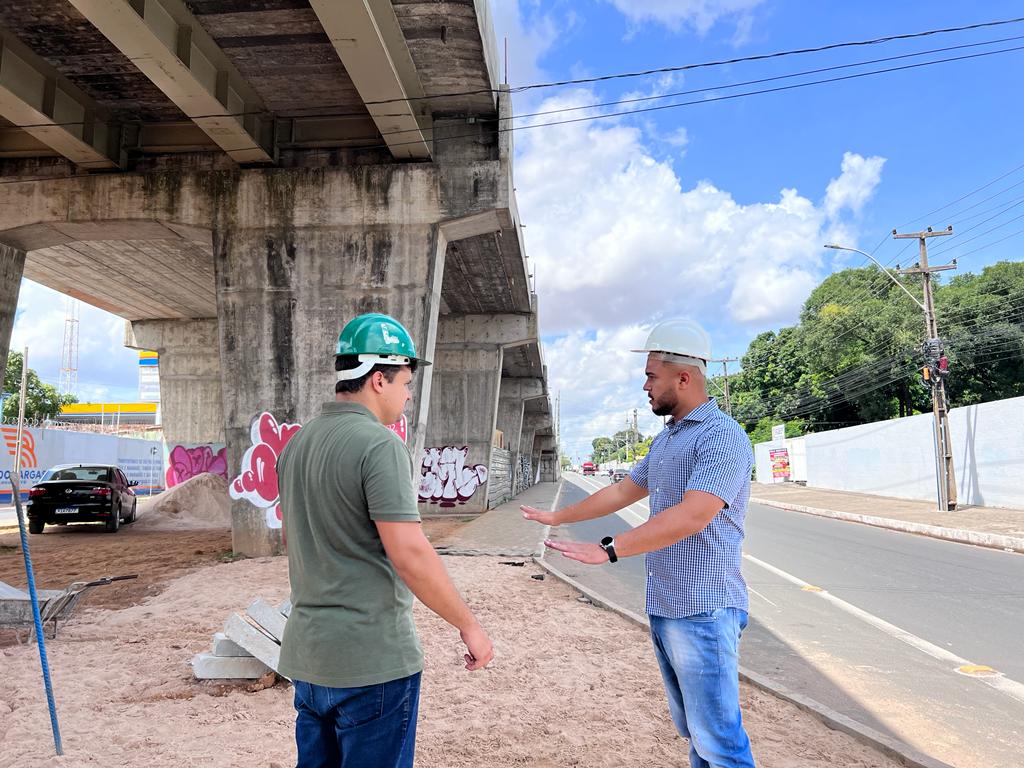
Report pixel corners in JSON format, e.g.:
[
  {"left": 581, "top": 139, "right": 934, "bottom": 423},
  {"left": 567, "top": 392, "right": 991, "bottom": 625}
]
[
  {"left": 544, "top": 539, "right": 610, "bottom": 565},
  {"left": 521, "top": 505, "right": 559, "bottom": 526}
]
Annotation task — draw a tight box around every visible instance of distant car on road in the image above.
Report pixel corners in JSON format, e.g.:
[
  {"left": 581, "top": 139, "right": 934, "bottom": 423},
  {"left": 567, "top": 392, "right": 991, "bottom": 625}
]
[
  {"left": 26, "top": 464, "right": 139, "bottom": 534},
  {"left": 581, "top": 461, "right": 597, "bottom": 476},
  {"left": 612, "top": 468, "right": 630, "bottom": 482}
]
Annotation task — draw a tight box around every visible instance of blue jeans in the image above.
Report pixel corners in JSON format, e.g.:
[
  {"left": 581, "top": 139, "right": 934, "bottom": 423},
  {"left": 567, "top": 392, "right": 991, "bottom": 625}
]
[
  {"left": 650, "top": 609, "right": 755, "bottom": 768},
  {"left": 293, "top": 672, "right": 421, "bottom": 768}
]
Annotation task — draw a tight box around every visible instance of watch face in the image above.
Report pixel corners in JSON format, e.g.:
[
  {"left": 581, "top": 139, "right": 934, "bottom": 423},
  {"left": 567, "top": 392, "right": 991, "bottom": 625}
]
[{"left": 601, "top": 536, "right": 613, "bottom": 546}]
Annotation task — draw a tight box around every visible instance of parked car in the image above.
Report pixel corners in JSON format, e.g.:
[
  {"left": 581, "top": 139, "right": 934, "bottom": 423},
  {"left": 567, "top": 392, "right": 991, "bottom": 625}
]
[
  {"left": 26, "top": 464, "right": 139, "bottom": 534},
  {"left": 612, "top": 468, "right": 630, "bottom": 482}
]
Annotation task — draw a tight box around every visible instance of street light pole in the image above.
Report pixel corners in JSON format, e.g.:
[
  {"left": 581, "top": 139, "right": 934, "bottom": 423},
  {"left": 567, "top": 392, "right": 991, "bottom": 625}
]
[{"left": 824, "top": 237, "right": 958, "bottom": 511}]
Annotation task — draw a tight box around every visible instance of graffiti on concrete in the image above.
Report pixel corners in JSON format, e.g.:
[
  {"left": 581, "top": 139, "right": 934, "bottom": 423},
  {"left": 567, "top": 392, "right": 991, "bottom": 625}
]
[
  {"left": 418, "top": 446, "right": 488, "bottom": 507},
  {"left": 230, "top": 412, "right": 302, "bottom": 529},
  {"left": 166, "top": 443, "right": 228, "bottom": 487},
  {"left": 385, "top": 414, "right": 407, "bottom": 444}
]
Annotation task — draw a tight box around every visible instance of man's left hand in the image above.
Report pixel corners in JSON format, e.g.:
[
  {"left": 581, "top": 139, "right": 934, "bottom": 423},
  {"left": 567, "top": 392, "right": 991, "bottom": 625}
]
[{"left": 543, "top": 539, "right": 610, "bottom": 565}]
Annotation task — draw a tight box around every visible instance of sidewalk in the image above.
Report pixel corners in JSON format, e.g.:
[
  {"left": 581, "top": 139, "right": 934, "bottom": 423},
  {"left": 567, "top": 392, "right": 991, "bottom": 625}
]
[
  {"left": 430, "top": 481, "right": 559, "bottom": 557},
  {"left": 750, "top": 483, "right": 1024, "bottom": 553}
]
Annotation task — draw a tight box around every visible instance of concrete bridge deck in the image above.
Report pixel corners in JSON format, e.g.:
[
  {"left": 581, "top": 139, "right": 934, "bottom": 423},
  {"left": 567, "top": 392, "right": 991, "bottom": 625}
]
[{"left": 0, "top": 1, "right": 559, "bottom": 555}]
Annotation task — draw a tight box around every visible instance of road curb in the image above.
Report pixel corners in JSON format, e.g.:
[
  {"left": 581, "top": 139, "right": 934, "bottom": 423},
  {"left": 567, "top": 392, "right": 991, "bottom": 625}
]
[
  {"left": 750, "top": 497, "right": 1024, "bottom": 554},
  {"left": 534, "top": 555, "right": 955, "bottom": 768}
]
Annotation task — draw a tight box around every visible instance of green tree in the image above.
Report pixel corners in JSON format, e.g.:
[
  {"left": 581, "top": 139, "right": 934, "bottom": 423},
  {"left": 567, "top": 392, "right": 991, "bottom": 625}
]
[
  {"left": 727, "top": 261, "right": 1024, "bottom": 436},
  {"left": 2, "top": 352, "right": 78, "bottom": 422}
]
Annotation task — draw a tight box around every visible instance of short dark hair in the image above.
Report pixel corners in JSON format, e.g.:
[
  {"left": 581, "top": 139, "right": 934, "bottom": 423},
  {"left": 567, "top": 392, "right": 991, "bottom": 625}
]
[{"left": 335, "top": 355, "right": 417, "bottom": 394}]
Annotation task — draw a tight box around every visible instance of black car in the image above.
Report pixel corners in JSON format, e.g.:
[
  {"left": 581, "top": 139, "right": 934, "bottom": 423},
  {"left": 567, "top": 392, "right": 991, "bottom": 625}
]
[{"left": 26, "top": 464, "right": 139, "bottom": 534}]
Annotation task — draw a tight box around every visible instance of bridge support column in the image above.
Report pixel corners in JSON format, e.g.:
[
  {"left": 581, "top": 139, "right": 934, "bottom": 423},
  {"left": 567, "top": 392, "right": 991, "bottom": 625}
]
[
  {"left": 420, "top": 314, "right": 535, "bottom": 514},
  {"left": 0, "top": 244, "right": 26, "bottom": 385},
  {"left": 212, "top": 167, "right": 447, "bottom": 556},
  {"left": 536, "top": 435, "right": 560, "bottom": 483},
  {"left": 125, "top": 319, "right": 224, "bottom": 448},
  {"left": 497, "top": 377, "right": 544, "bottom": 496}
]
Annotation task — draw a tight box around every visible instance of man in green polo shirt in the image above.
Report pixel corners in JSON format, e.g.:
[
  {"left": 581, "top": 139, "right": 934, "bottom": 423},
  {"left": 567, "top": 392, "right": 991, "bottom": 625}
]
[{"left": 277, "top": 312, "right": 493, "bottom": 768}]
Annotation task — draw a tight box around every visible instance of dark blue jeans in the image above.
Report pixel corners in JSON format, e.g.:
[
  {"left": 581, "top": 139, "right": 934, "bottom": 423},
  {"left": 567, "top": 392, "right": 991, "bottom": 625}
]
[
  {"left": 650, "top": 610, "right": 755, "bottom": 768},
  {"left": 293, "top": 672, "right": 421, "bottom": 768}
]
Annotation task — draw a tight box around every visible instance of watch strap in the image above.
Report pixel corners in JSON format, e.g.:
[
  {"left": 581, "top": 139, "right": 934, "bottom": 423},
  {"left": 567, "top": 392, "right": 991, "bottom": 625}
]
[{"left": 600, "top": 536, "right": 618, "bottom": 563}]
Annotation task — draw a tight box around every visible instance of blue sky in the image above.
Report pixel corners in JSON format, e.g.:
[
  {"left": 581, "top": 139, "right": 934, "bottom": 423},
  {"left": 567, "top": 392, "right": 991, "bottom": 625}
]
[
  {"left": 489, "top": 0, "right": 1024, "bottom": 460},
  {"left": 11, "top": 0, "right": 1024, "bottom": 461}
]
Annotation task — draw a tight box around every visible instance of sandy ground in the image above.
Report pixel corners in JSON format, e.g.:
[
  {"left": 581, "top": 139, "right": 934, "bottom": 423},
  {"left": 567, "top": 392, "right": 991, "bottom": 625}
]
[{"left": 0, "top": 516, "right": 903, "bottom": 768}]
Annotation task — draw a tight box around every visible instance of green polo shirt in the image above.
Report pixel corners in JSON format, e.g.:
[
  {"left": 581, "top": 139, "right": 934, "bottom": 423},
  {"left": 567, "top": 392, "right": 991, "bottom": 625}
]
[{"left": 276, "top": 401, "right": 423, "bottom": 688}]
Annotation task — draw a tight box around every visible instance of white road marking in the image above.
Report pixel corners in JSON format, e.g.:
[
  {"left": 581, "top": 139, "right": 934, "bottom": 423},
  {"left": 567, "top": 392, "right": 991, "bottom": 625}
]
[
  {"left": 564, "top": 473, "right": 1024, "bottom": 705},
  {"left": 744, "top": 552, "right": 1024, "bottom": 705},
  {"left": 748, "top": 586, "right": 779, "bottom": 607},
  {"left": 567, "top": 474, "right": 648, "bottom": 527}
]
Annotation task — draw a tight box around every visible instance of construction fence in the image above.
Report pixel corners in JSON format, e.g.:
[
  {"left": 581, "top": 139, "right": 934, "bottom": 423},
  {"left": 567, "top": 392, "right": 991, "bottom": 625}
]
[{"left": 754, "top": 394, "right": 1024, "bottom": 509}]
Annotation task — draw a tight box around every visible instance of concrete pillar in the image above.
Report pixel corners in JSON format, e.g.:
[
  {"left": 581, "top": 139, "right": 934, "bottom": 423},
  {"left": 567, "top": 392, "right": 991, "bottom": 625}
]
[
  {"left": 422, "top": 315, "right": 534, "bottom": 514},
  {"left": 125, "top": 319, "right": 224, "bottom": 446},
  {"left": 212, "top": 167, "right": 448, "bottom": 556},
  {"left": 497, "top": 376, "right": 544, "bottom": 494},
  {"left": 536, "top": 435, "right": 560, "bottom": 483},
  {"left": 0, "top": 244, "right": 26, "bottom": 385}
]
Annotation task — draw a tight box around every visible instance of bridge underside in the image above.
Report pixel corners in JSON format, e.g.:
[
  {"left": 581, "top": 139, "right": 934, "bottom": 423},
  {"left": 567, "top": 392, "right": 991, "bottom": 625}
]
[{"left": 0, "top": 0, "right": 555, "bottom": 556}]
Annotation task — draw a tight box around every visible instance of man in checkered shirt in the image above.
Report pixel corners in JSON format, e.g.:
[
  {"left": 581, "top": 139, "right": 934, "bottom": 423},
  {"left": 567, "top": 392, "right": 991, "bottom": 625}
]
[{"left": 523, "top": 319, "right": 756, "bottom": 768}]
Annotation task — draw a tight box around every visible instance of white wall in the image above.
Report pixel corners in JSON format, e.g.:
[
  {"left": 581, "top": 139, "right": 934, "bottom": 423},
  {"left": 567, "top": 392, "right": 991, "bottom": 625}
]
[
  {"left": 0, "top": 426, "right": 163, "bottom": 502},
  {"left": 754, "top": 436, "right": 807, "bottom": 484},
  {"left": 755, "top": 396, "right": 1024, "bottom": 509}
]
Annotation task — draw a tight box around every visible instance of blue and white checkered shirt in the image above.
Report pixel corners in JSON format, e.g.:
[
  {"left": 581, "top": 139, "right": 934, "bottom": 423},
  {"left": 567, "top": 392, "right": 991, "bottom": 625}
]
[{"left": 629, "top": 398, "right": 752, "bottom": 618}]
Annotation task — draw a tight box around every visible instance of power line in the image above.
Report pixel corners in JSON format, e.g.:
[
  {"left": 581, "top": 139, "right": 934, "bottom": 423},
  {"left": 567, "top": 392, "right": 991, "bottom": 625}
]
[{"left": 361, "top": 15, "right": 1024, "bottom": 105}]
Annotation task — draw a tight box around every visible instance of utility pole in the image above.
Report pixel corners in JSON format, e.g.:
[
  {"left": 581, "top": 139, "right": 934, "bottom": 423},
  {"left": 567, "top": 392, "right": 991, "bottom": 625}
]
[
  {"left": 711, "top": 358, "right": 738, "bottom": 416},
  {"left": 893, "top": 226, "right": 958, "bottom": 511},
  {"left": 630, "top": 408, "right": 638, "bottom": 463}
]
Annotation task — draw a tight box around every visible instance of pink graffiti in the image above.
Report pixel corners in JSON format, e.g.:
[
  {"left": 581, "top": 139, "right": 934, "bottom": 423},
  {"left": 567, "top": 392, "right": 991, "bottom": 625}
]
[
  {"left": 165, "top": 444, "right": 228, "bottom": 488},
  {"left": 385, "top": 414, "right": 408, "bottom": 443},
  {"left": 418, "top": 446, "right": 489, "bottom": 507},
  {"left": 229, "top": 412, "right": 302, "bottom": 529}
]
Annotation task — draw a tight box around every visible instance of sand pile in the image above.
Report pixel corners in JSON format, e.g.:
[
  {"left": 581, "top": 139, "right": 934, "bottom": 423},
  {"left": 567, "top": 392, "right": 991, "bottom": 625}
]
[{"left": 136, "top": 473, "right": 231, "bottom": 530}]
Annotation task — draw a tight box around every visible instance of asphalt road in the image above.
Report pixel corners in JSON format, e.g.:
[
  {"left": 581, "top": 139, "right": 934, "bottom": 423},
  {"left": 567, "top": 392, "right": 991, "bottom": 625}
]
[{"left": 546, "top": 472, "right": 1024, "bottom": 768}]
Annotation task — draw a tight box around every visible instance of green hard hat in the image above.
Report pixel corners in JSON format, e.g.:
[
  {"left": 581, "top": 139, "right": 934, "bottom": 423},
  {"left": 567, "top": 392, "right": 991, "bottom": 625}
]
[{"left": 335, "top": 313, "right": 430, "bottom": 380}]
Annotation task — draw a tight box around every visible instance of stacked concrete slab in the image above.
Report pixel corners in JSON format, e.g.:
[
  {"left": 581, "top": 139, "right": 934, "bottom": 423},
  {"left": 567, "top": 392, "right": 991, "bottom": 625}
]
[{"left": 192, "top": 598, "right": 291, "bottom": 681}]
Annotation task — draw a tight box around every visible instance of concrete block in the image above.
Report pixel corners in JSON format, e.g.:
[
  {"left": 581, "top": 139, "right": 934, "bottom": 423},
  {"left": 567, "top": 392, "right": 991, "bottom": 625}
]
[
  {"left": 192, "top": 651, "right": 271, "bottom": 680},
  {"left": 224, "top": 613, "right": 281, "bottom": 672},
  {"left": 211, "top": 632, "right": 249, "bottom": 657},
  {"left": 246, "top": 598, "right": 287, "bottom": 642}
]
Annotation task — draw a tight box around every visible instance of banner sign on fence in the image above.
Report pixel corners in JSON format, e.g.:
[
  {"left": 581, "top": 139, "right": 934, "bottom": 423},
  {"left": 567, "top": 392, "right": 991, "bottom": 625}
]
[{"left": 770, "top": 447, "right": 791, "bottom": 481}]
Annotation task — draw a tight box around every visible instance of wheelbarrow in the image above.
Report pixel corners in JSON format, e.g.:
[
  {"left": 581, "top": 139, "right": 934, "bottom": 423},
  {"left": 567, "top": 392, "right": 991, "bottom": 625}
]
[{"left": 0, "top": 574, "right": 138, "bottom": 642}]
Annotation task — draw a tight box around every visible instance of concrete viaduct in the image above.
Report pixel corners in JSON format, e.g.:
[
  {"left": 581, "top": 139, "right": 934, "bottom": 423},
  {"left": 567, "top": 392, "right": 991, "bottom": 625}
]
[{"left": 0, "top": 0, "right": 558, "bottom": 555}]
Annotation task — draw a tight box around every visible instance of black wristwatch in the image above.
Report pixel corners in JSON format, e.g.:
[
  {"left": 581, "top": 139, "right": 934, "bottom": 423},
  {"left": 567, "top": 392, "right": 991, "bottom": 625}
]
[{"left": 599, "top": 536, "right": 618, "bottom": 563}]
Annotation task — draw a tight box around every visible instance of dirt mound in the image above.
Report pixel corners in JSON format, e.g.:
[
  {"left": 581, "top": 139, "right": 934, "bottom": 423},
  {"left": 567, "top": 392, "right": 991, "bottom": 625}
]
[{"left": 136, "top": 473, "right": 231, "bottom": 530}]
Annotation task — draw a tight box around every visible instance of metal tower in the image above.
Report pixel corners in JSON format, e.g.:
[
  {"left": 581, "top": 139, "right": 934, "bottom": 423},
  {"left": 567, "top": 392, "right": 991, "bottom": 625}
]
[{"left": 58, "top": 297, "right": 80, "bottom": 397}]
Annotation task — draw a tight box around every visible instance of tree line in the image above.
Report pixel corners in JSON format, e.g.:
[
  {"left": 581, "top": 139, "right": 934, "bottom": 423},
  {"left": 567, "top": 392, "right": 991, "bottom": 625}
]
[{"left": 714, "top": 260, "right": 1024, "bottom": 439}]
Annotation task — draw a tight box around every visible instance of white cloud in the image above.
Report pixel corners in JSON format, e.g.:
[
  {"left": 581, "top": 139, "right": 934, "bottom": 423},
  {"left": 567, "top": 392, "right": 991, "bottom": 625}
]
[
  {"left": 516, "top": 90, "right": 885, "bottom": 333},
  {"left": 489, "top": 0, "right": 562, "bottom": 88},
  {"left": 824, "top": 151, "right": 886, "bottom": 220},
  {"left": 511, "top": 87, "right": 886, "bottom": 457},
  {"left": 605, "top": 0, "right": 765, "bottom": 36},
  {"left": 10, "top": 280, "right": 140, "bottom": 403},
  {"left": 545, "top": 325, "right": 668, "bottom": 463}
]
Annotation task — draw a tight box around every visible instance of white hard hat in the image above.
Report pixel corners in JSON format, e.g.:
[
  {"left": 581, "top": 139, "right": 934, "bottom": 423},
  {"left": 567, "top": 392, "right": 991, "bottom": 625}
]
[{"left": 632, "top": 319, "right": 712, "bottom": 372}]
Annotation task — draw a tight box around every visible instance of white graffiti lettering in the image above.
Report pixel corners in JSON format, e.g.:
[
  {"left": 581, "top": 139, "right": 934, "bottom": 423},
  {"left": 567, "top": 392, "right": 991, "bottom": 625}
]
[{"left": 418, "top": 446, "right": 488, "bottom": 507}]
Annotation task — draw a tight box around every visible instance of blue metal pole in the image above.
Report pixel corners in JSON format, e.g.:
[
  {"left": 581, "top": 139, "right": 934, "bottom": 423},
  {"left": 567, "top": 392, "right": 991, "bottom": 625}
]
[{"left": 12, "top": 477, "right": 63, "bottom": 755}]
